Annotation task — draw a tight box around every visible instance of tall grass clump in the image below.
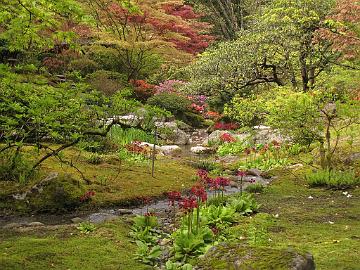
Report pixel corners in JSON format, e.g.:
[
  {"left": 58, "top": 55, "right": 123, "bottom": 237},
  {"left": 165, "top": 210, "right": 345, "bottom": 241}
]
[
  {"left": 306, "top": 169, "right": 359, "bottom": 189},
  {"left": 109, "top": 126, "right": 154, "bottom": 146}
]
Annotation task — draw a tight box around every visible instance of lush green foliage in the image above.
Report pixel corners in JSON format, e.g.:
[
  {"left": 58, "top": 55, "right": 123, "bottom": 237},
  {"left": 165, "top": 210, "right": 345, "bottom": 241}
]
[
  {"left": 109, "top": 127, "right": 154, "bottom": 146},
  {"left": 266, "top": 88, "right": 360, "bottom": 169},
  {"left": 306, "top": 169, "right": 360, "bottom": 189},
  {"left": 147, "top": 93, "right": 191, "bottom": 118},
  {"left": 77, "top": 222, "right": 96, "bottom": 234},
  {"left": 217, "top": 141, "right": 247, "bottom": 156},
  {"left": 224, "top": 95, "right": 266, "bottom": 127},
  {"left": 0, "top": 0, "right": 83, "bottom": 52}
]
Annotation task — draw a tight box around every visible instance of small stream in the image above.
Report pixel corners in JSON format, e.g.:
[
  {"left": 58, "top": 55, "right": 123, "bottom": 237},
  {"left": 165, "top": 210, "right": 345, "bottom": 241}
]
[
  {"left": 0, "top": 175, "right": 271, "bottom": 228},
  {"left": 0, "top": 129, "right": 272, "bottom": 228}
]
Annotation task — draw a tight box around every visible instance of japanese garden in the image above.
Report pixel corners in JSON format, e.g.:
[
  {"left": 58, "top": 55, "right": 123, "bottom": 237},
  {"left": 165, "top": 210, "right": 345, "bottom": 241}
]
[{"left": 0, "top": 0, "right": 359, "bottom": 269}]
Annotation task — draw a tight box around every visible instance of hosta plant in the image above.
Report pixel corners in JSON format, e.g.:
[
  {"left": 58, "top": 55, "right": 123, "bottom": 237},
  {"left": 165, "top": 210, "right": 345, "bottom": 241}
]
[
  {"left": 172, "top": 227, "right": 213, "bottom": 262},
  {"left": 135, "top": 241, "right": 162, "bottom": 265}
]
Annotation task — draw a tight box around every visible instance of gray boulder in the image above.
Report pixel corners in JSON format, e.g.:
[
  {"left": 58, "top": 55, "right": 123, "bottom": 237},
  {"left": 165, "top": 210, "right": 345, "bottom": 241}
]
[
  {"left": 156, "top": 121, "right": 190, "bottom": 145},
  {"left": 204, "top": 130, "right": 250, "bottom": 146},
  {"left": 160, "top": 145, "right": 182, "bottom": 155},
  {"left": 190, "top": 146, "right": 215, "bottom": 154},
  {"left": 253, "top": 125, "right": 287, "bottom": 144}
]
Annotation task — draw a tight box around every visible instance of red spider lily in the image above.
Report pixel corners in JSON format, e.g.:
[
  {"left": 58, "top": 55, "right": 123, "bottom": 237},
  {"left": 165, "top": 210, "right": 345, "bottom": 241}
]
[
  {"left": 179, "top": 197, "right": 198, "bottom": 212},
  {"left": 237, "top": 170, "right": 247, "bottom": 177},
  {"left": 168, "top": 191, "right": 182, "bottom": 206},
  {"left": 220, "top": 133, "right": 236, "bottom": 143},
  {"left": 80, "top": 190, "right": 96, "bottom": 202},
  {"left": 191, "top": 184, "right": 207, "bottom": 202}
]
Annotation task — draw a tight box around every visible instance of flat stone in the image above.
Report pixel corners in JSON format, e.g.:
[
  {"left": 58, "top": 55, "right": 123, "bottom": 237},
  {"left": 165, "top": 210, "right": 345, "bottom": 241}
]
[
  {"left": 116, "top": 209, "right": 133, "bottom": 215},
  {"left": 88, "top": 213, "right": 118, "bottom": 224},
  {"left": 71, "top": 217, "right": 83, "bottom": 224},
  {"left": 190, "top": 146, "right": 215, "bottom": 154},
  {"left": 27, "top": 222, "right": 44, "bottom": 227},
  {"left": 246, "top": 168, "right": 263, "bottom": 177}
]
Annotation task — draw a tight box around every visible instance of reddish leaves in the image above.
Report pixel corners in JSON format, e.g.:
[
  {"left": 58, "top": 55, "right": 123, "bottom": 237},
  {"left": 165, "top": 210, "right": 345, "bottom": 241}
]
[
  {"left": 130, "top": 79, "right": 155, "bottom": 101},
  {"left": 80, "top": 190, "right": 96, "bottom": 202},
  {"left": 220, "top": 133, "right": 236, "bottom": 143},
  {"left": 214, "top": 122, "right": 239, "bottom": 130}
]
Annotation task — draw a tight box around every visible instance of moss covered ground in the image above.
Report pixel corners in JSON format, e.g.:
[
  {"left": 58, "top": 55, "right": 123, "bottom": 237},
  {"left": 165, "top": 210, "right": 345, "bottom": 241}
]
[
  {"left": 1, "top": 136, "right": 359, "bottom": 269},
  {"left": 0, "top": 219, "right": 150, "bottom": 270},
  {"left": 0, "top": 147, "right": 196, "bottom": 214},
  {"left": 251, "top": 169, "right": 360, "bottom": 269}
]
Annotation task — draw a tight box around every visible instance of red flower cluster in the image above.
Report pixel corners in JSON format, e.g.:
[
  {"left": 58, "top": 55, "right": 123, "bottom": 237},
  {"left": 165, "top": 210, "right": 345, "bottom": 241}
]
[
  {"left": 220, "top": 133, "right": 236, "bottom": 143},
  {"left": 168, "top": 191, "right": 182, "bottom": 206},
  {"left": 214, "top": 122, "right": 239, "bottom": 130},
  {"left": 191, "top": 184, "right": 207, "bottom": 202},
  {"left": 211, "top": 177, "right": 230, "bottom": 190},
  {"left": 80, "top": 190, "right": 96, "bottom": 202},
  {"left": 197, "top": 169, "right": 230, "bottom": 190},
  {"left": 179, "top": 197, "right": 198, "bottom": 212},
  {"left": 191, "top": 103, "right": 205, "bottom": 113}
]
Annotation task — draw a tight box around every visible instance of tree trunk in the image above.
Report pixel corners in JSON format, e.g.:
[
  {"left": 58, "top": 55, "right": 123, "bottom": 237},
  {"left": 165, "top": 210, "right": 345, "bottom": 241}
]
[
  {"left": 325, "top": 119, "right": 332, "bottom": 170},
  {"left": 319, "top": 140, "right": 326, "bottom": 169}
]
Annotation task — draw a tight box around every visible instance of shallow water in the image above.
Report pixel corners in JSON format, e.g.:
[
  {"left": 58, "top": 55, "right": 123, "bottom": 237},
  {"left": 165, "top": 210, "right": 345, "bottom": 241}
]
[{"left": 0, "top": 175, "right": 271, "bottom": 227}]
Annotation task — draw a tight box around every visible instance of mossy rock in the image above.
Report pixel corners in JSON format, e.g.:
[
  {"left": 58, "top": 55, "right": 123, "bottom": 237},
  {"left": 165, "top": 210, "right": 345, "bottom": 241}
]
[
  {"left": 27, "top": 174, "right": 85, "bottom": 213},
  {"left": 197, "top": 243, "right": 315, "bottom": 270},
  {"left": 4, "top": 174, "right": 86, "bottom": 214}
]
